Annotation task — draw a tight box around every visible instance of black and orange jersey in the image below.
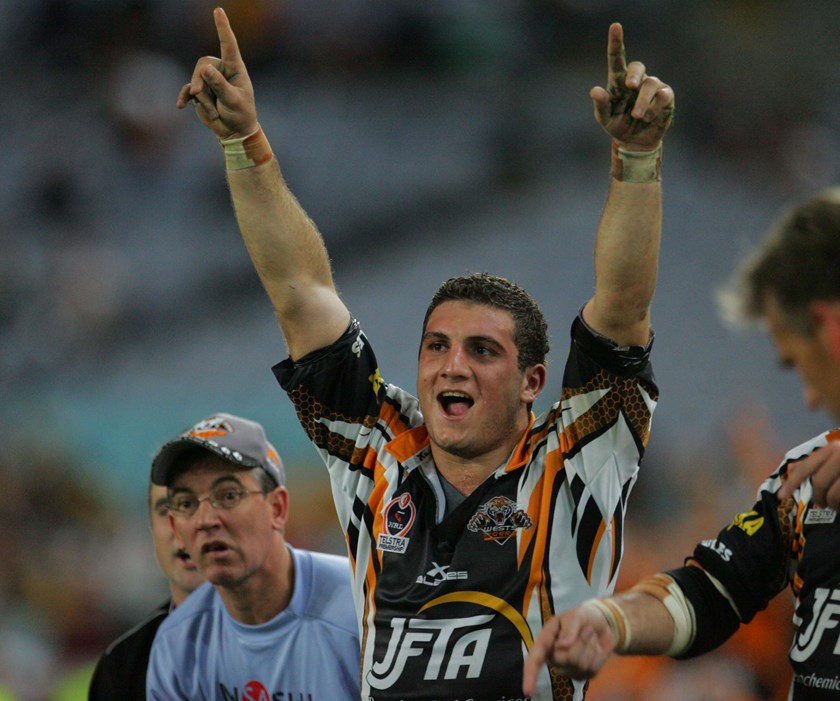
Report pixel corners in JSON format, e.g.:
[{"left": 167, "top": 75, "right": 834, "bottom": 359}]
[
  {"left": 673, "top": 429, "right": 840, "bottom": 699},
  {"left": 274, "top": 314, "right": 657, "bottom": 701}
]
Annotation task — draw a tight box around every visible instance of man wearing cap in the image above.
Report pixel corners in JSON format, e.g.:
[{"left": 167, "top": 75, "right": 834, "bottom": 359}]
[{"left": 145, "top": 413, "right": 360, "bottom": 700}]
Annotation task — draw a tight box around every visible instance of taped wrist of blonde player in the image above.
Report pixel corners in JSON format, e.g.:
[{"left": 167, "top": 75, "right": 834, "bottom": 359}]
[
  {"left": 585, "top": 573, "right": 696, "bottom": 657},
  {"left": 220, "top": 126, "right": 273, "bottom": 170}
]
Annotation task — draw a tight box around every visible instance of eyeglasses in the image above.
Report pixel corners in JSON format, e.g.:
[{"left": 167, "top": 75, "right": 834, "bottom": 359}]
[{"left": 168, "top": 486, "right": 264, "bottom": 518}]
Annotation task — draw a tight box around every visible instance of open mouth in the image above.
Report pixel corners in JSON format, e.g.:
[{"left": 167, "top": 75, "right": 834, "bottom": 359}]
[
  {"left": 175, "top": 548, "right": 192, "bottom": 563},
  {"left": 438, "top": 391, "right": 474, "bottom": 417},
  {"left": 201, "top": 542, "right": 230, "bottom": 556}
]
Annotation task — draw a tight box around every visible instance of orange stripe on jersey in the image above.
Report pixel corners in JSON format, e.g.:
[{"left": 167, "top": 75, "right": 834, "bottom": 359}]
[
  {"left": 368, "top": 460, "right": 391, "bottom": 570},
  {"left": 791, "top": 499, "right": 806, "bottom": 558},
  {"left": 586, "top": 518, "right": 607, "bottom": 584},
  {"left": 361, "top": 463, "right": 384, "bottom": 672},
  {"left": 345, "top": 532, "right": 356, "bottom": 572},
  {"left": 607, "top": 515, "right": 617, "bottom": 581},
  {"left": 504, "top": 414, "right": 537, "bottom": 473},
  {"left": 521, "top": 474, "right": 548, "bottom": 618},
  {"left": 525, "top": 412, "right": 573, "bottom": 465},
  {"left": 379, "top": 400, "right": 405, "bottom": 436},
  {"left": 522, "top": 449, "right": 565, "bottom": 618}
]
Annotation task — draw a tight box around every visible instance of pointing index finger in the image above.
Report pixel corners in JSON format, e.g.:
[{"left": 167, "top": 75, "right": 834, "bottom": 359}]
[
  {"left": 214, "top": 7, "right": 241, "bottom": 64},
  {"left": 606, "top": 22, "right": 627, "bottom": 90},
  {"left": 522, "top": 619, "right": 556, "bottom": 695}
]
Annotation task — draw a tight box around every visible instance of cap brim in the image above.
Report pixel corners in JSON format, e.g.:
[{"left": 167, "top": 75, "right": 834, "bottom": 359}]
[{"left": 150, "top": 439, "right": 227, "bottom": 486}]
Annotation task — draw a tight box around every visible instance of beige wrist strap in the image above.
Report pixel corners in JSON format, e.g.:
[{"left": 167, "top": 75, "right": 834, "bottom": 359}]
[
  {"left": 220, "top": 126, "right": 274, "bottom": 170},
  {"left": 611, "top": 141, "right": 662, "bottom": 183},
  {"left": 585, "top": 597, "right": 631, "bottom": 653}
]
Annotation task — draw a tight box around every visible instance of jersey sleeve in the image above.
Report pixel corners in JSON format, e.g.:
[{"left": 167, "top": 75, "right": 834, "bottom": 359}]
[
  {"left": 272, "top": 320, "right": 420, "bottom": 555},
  {"left": 568, "top": 314, "right": 656, "bottom": 380},
  {"left": 667, "top": 441, "right": 813, "bottom": 658},
  {"left": 665, "top": 563, "right": 742, "bottom": 658},
  {"left": 558, "top": 315, "right": 658, "bottom": 480},
  {"left": 273, "top": 320, "right": 393, "bottom": 462},
  {"left": 684, "top": 466, "right": 800, "bottom": 621}
]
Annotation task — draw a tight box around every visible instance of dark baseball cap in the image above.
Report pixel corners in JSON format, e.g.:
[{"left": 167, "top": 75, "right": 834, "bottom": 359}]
[{"left": 151, "top": 413, "right": 285, "bottom": 487}]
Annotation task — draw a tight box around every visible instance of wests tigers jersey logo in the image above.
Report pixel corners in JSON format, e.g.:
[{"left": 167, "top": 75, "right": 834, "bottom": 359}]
[{"left": 467, "top": 496, "right": 532, "bottom": 545}]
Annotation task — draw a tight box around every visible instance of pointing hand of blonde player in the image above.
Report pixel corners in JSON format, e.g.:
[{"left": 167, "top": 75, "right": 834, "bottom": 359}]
[
  {"left": 779, "top": 441, "right": 840, "bottom": 509},
  {"left": 591, "top": 23, "right": 674, "bottom": 151},
  {"left": 175, "top": 7, "right": 258, "bottom": 140},
  {"left": 522, "top": 604, "right": 615, "bottom": 696}
]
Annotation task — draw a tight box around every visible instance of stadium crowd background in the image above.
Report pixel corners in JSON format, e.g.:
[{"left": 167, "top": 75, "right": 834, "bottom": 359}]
[{"left": 1, "top": 0, "right": 839, "bottom": 698}]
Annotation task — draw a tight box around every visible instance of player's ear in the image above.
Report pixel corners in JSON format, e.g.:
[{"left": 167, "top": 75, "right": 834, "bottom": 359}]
[
  {"left": 810, "top": 301, "right": 840, "bottom": 361},
  {"left": 521, "top": 363, "right": 547, "bottom": 405}
]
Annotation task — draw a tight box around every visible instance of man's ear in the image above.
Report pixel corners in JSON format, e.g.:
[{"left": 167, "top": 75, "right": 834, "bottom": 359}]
[
  {"left": 521, "top": 364, "right": 547, "bottom": 405},
  {"left": 269, "top": 486, "right": 290, "bottom": 532},
  {"left": 811, "top": 301, "right": 840, "bottom": 361}
]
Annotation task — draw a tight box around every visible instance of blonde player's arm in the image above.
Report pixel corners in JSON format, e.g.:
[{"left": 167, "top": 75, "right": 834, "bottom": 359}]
[{"left": 523, "top": 567, "right": 742, "bottom": 695}]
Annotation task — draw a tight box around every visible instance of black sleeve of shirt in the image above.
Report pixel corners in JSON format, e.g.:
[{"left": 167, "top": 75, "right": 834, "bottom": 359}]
[
  {"left": 663, "top": 482, "right": 794, "bottom": 659},
  {"left": 570, "top": 314, "right": 656, "bottom": 378},
  {"left": 88, "top": 602, "right": 169, "bottom": 701},
  {"left": 687, "top": 488, "right": 790, "bottom": 624},
  {"left": 273, "top": 320, "right": 380, "bottom": 413},
  {"left": 665, "top": 564, "right": 742, "bottom": 658}
]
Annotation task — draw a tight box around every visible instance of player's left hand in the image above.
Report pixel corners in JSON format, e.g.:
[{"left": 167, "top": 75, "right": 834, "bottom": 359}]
[
  {"left": 591, "top": 23, "right": 674, "bottom": 151},
  {"left": 779, "top": 441, "right": 840, "bottom": 510}
]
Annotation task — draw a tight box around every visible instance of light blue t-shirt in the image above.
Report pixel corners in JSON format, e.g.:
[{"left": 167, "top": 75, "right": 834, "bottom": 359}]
[{"left": 147, "top": 547, "right": 360, "bottom": 700}]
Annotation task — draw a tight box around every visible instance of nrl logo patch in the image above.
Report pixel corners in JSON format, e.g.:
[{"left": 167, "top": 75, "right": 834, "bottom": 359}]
[
  {"left": 467, "top": 496, "right": 532, "bottom": 546},
  {"left": 377, "top": 493, "right": 416, "bottom": 554}
]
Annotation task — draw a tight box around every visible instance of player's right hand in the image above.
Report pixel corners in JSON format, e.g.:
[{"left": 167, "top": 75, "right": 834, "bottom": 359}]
[
  {"left": 522, "top": 604, "right": 615, "bottom": 695},
  {"left": 176, "top": 7, "right": 259, "bottom": 140},
  {"left": 779, "top": 441, "right": 840, "bottom": 509}
]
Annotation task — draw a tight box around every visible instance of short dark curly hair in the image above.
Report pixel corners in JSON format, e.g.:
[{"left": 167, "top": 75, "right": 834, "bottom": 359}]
[{"left": 421, "top": 272, "right": 549, "bottom": 370}]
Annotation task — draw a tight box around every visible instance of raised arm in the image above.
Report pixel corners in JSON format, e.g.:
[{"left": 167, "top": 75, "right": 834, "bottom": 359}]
[
  {"left": 581, "top": 23, "right": 674, "bottom": 347},
  {"left": 176, "top": 8, "right": 350, "bottom": 360}
]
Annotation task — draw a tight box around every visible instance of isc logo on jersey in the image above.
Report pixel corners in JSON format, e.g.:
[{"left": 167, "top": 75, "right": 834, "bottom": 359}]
[
  {"left": 790, "top": 587, "right": 840, "bottom": 663},
  {"left": 366, "top": 593, "right": 533, "bottom": 690}
]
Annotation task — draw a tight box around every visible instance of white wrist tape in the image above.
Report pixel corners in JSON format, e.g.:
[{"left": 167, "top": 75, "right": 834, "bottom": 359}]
[
  {"left": 611, "top": 141, "right": 662, "bottom": 182},
  {"left": 631, "top": 574, "right": 696, "bottom": 656},
  {"left": 220, "top": 126, "right": 273, "bottom": 171}
]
